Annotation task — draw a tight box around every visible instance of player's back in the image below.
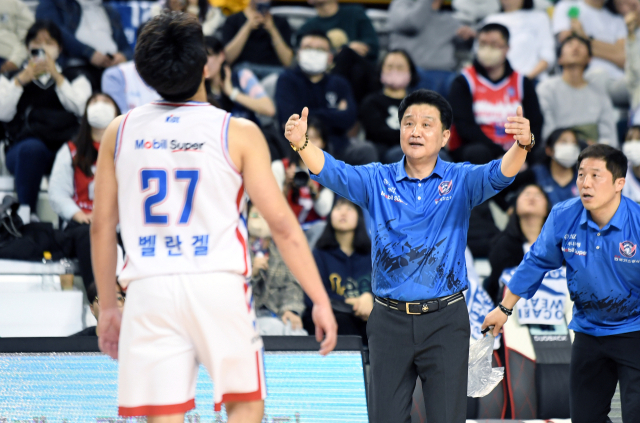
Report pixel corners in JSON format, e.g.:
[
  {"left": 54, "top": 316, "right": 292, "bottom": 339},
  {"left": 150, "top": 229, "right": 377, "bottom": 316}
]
[{"left": 114, "top": 100, "right": 248, "bottom": 285}]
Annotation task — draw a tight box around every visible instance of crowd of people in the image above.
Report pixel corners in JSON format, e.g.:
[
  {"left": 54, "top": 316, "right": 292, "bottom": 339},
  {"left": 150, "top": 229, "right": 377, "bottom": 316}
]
[{"left": 1, "top": 0, "right": 640, "bottom": 341}]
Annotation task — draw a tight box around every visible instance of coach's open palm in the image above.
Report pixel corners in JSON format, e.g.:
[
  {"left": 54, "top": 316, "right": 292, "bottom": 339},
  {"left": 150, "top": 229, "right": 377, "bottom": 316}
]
[
  {"left": 284, "top": 107, "right": 309, "bottom": 149},
  {"left": 97, "top": 308, "right": 122, "bottom": 359}
]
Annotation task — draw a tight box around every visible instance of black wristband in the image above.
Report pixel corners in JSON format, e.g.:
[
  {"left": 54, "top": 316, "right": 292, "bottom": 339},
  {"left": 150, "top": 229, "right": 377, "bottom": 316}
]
[{"left": 498, "top": 303, "right": 513, "bottom": 316}]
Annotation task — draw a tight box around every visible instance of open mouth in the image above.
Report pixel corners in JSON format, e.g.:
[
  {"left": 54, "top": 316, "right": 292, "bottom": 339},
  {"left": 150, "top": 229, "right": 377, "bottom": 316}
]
[
  {"left": 409, "top": 141, "right": 423, "bottom": 147},
  {"left": 582, "top": 193, "right": 594, "bottom": 199}
]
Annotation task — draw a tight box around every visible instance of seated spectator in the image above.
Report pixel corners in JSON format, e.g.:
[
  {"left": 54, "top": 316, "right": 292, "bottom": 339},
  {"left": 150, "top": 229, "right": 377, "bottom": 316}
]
[
  {"left": 36, "top": 0, "right": 133, "bottom": 91},
  {"left": 0, "top": 20, "right": 91, "bottom": 220},
  {"left": 71, "top": 281, "right": 125, "bottom": 336},
  {"left": 101, "top": 60, "right": 159, "bottom": 113},
  {"left": 150, "top": 0, "right": 225, "bottom": 36},
  {"left": 452, "top": 0, "right": 500, "bottom": 25},
  {"left": 483, "top": 184, "right": 550, "bottom": 304},
  {"left": 359, "top": 49, "right": 418, "bottom": 163},
  {"left": 303, "top": 197, "right": 372, "bottom": 343},
  {"left": 536, "top": 35, "right": 617, "bottom": 146},
  {"left": 622, "top": 2, "right": 640, "bottom": 120},
  {"left": 221, "top": 0, "right": 293, "bottom": 78},
  {"left": 448, "top": 23, "right": 543, "bottom": 164},
  {"left": 204, "top": 36, "right": 275, "bottom": 123},
  {"left": 298, "top": 0, "right": 379, "bottom": 63},
  {"left": 49, "top": 92, "right": 119, "bottom": 293},
  {"left": 622, "top": 125, "right": 640, "bottom": 202},
  {"left": 0, "top": 0, "right": 34, "bottom": 75},
  {"left": 483, "top": 0, "right": 555, "bottom": 80},
  {"left": 272, "top": 117, "right": 334, "bottom": 228},
  {"left": 388, "top": 0, "right": 475, "bottom": 97},
  {"left": 276, "top": 31, "right": 377, "bottom": 165},
  {"left": 247, "top": 203, "right": 307, "bottom": 336},
  {"left": 552, "top": 0, "right": 628, "bottom": 106}
]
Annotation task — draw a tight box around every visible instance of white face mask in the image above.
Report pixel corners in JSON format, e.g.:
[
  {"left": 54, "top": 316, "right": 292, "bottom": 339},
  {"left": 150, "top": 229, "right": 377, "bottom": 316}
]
[
  {"left": 476, "top": 45, "right": 504, "bottom": 68},
  {"left": 623, "top": 140, "right": 640, "bottom": 167},
  {"left": 298, "top": 49, "right": 329, "bottom": 75},
  {"left": 553, "top": 143, "right": 581, "bottom": 168},
  {"left": 87, "top": 101, "right": 116, "bottom": 129}
]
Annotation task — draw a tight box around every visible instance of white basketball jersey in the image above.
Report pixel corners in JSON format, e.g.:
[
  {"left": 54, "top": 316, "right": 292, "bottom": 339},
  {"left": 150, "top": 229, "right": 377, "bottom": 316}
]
[{"left": 114, "top": 100, "right": 249, "bottom": 285}]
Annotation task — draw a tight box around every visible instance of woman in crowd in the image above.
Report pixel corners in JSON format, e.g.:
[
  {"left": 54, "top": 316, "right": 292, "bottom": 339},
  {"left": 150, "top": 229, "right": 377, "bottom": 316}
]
[
  {"left": 622, "top": 125, "right": 640, "bottom": 202},
  {"left": 0, "top": 20, "right": 91, "bottom": 220},
  {"left": 303, "top": 197, "right": 372, "bottom": 343},
  {"left": 359, "top": 49, "right": 418, "bottom": 163},
  {"left": 483, "top": 0, "right": 555, "bottom": 80},
  {"left": 150, "top": 0, "right": 224, "bottom": 36},
  {"left": 204, "top": 36, "right": 275, "bottom": 125},
  {"left": 484, "top": 184, "right": 550, "bottom": 304},
  {"left": 49, "top": 92, "right": 120, "bottom": 294}
]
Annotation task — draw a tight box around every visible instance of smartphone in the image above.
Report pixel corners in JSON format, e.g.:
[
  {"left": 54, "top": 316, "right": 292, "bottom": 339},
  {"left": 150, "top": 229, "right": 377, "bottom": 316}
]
[
  {"left": 256, "top": 2, "right": 270, "bottom": 15},
  {"left": 30, "top": 48, "right": 46, "bottom": 61}
]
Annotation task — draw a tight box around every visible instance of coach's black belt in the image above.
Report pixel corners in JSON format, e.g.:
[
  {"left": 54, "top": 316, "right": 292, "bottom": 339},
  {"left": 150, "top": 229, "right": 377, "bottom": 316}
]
[{"left": 374, "top": 292, "right": 464, "bottom": 315}]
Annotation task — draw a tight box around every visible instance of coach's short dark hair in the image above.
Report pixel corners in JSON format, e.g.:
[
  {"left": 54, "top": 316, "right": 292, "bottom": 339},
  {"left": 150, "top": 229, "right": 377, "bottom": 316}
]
[
  {"left": 397, "top": 89, "right": 453, "bottom": 130},
  {"left": 478, "top": 23, "right": 510, "bottom": 45},
  {"left": 25, "top": 20, "right": 63, "bottom": 47},
  {"left": 578, "top": 144, "right": 627, "bottom": 181},
  {"left": 135, "top": 12, "right": 207, "bottom": 102}
]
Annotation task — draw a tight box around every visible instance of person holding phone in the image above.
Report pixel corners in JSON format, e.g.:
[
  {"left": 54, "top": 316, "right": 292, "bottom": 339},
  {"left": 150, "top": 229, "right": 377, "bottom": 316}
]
[{"left": 0, "top": 20, "right": 91, "bottom": 221}]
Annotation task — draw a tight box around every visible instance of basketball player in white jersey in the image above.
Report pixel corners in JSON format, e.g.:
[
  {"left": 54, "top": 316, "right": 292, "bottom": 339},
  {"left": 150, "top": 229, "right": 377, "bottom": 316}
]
[{"left": 90, "top": 12, "right": 337, "bottom": 423}]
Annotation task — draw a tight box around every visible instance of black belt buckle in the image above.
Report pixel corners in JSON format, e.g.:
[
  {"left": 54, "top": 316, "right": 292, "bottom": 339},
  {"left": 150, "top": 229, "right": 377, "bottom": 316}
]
[
  {"left": 405, "top": 302, "right": 422, "bottom": 315},
  {"left": 406, "top": 302, "right": 430, "bottom": 314}
]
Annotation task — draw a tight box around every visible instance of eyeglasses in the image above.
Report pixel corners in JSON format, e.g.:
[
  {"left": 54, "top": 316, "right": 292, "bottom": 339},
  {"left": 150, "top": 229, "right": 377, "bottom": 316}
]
[{"left": 94, "top": 294, "right": 126, "bottom": 305}]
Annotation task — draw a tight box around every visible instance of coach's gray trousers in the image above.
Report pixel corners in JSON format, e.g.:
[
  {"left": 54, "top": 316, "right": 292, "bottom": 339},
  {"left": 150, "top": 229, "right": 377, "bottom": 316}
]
[{"left": 367, "top": 298, "right": 470, "bottom": 423}]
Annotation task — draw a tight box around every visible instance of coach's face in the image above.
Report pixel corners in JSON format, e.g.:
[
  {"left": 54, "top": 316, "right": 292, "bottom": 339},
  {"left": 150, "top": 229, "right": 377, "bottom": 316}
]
[
  {"left": 400, "top": 104, "right": 449, "bottom": 162},
  {"left": 577, "top": 158, "right": 625, "bottom": 212}
]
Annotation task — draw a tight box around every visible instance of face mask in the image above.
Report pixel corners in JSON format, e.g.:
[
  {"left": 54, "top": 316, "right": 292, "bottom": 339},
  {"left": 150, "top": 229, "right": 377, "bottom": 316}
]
[
  {"left": 553, "top": 143, "right": 581, "bottom": 168},
  {"left": 87, "top": 102, "right": 116, "bottom": 129},
  {"left": 381, "top": 71, "right": 411, "bottom": 90},
  {"left": 476, "top": 46, "right": 504, "bottom": 68},
  {"left": 623, "top": 140, "right": 640, "bottom": 167},
  {"left": 298, "top": 49, "right": 329, "bottom": 75}
]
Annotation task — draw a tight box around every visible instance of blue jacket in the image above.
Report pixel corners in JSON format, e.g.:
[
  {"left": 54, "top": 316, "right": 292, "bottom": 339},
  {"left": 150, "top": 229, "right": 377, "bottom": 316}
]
[{"left": 36, "top": 0, "right": 132, "bottom": 62}]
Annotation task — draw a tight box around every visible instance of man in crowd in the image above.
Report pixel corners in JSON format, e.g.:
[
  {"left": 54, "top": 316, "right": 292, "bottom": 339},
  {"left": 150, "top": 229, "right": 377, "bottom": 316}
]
[{"left": 483, "top": 144, "right": 640, "bottom": 423}]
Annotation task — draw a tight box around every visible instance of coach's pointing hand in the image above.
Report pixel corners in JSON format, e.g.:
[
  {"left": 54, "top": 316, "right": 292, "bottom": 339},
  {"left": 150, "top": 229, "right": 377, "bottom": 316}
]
[{"left": 284, "top": 107, "right": 309, "bottom": 149}]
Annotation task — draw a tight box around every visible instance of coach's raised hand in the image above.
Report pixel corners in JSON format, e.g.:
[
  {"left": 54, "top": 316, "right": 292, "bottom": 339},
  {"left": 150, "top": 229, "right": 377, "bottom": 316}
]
[{"left": 284, "top": 107, "right": 326, "bottom": 175}]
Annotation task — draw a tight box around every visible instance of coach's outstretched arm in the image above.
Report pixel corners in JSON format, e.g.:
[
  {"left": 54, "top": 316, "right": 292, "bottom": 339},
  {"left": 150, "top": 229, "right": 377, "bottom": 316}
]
[
  {"left": 500, "top": 106, "right": 532, "bottom": 178},
  {"left": 228, "top": 117, "right": 337, "bottom": 356},
  {"left": 284, "top": 107, "right": 325, "bottom": 175}
]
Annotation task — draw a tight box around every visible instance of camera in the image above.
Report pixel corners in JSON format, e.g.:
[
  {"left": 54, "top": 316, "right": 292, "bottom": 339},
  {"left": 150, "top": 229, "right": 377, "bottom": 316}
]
[
  {"left": 30, "top": 48, "right": 45, "bottom": 61},
  {"left": 292, "top": 168, "right": 310, "bottom": 189}
]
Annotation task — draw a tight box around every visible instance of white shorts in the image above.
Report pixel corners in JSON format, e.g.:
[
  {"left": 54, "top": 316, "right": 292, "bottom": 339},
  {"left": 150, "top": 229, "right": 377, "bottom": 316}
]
[{"left": 117, "top": 272, "right": 266, "bottom": 417}]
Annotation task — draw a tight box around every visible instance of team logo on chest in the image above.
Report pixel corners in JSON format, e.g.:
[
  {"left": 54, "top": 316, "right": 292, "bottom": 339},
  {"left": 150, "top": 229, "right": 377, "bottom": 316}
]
[
  {"left": 619, "top": 241, "right": 637, "bottom": 258},
  {"left": 438, "top": 180, "right": 453, "bottom": 196}
]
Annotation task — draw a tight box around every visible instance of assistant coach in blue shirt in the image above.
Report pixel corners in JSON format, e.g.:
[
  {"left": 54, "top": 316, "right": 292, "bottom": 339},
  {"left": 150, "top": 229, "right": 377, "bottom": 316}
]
[
  {"left": 483, "top": 144, "right": 640, "bottom": 423},
  {"left": 284, "top": 89, "right": 533, "bottom": 423}
]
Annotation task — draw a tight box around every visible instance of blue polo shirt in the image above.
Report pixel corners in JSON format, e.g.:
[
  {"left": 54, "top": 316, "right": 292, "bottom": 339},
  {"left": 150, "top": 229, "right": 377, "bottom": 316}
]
[
  {"left": 507, "top": 197, "right": 640, "bottom": 336},
  {"left": 310, "top": 152, "right": 514, "bottom": 301}
]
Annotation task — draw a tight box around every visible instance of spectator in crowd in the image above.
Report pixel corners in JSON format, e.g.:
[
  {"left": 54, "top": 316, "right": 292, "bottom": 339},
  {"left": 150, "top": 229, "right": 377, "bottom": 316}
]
[
  {"left": 303, "top": 197, "right": 372, "bottom": 343},
  {"left": 448, "top": 23, "right": 543, "bottom": 164},
  {"left": 221, "top": 0, "right": 293, "bottom": 78},
  {"left": 483, "top": 0, "right": 555, "bottom": 80},
  {"left": 452, "top": 0, "right": 500, "bottom": 25},
  {"left": 271, "top": 117, "right": 334, "bottom": 227},
  {"left": 204, "top": 36, "right": 275, "bottom": 124},
  {"left": 388, "top": 0, "right": 475, "bottom": 97},
  {"left": 298, "top": 0, "right": 379, "bottom": 63},
  {"left": 537, "top": 34, "right": 617, "bottom": 146},
  {"left": 621, "top": 125, "right": 640, "bottom": 202},
  {"left": 49, "top": 92, "right": 119, "bottom": 294},
  {"left": 101, "top": 60, "right": 159, "bottom": 113},
  {"left": 0, "top": 20, "right": 91, "bottom": 220},
  {"left": 623, "top": 1, "right": 640, "bottom": 120},
  {"left": 150, "top": 0, "right": 225, "bottom": 36},
  {"left": 71, "top": 281, "right": 125, "bottom": 336},
  {"left": 247, "top": 203, "right": 307, "bottom": 336},
  {"left": 35, "top": 0, "right": 133, "bottom": 91},
  {"left": 275, "top": 31, "right": 377, "bottom": 165},
  {"left": 0, "top": 0, "right": 34, "bottom": 75},
  {"left": 359, "top": 49, "right": 418, "bottom": 163},
  {"left": 552, "top": 0, "right": 628, "bottom": 105},
  {"left": 483, "top": 184, "right": 550, "bottom": 304}
]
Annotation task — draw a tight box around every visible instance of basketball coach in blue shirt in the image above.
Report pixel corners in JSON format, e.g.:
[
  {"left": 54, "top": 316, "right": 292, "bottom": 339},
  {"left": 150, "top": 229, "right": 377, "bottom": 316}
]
[
  {"left": 284, "top": 89, "right": 533, "bottom": 423},
  {"left": 483, "top": 144, "right": 640, "bottom": 423}
]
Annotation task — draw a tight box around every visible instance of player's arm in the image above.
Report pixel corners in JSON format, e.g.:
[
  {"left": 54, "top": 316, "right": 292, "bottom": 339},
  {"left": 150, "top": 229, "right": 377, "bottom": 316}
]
[
  {"left": 228, "top": 117, "right": 337, "bottom": 355},
  {"left": 90, "top": 114, "right": 123, "bottom": 359}
]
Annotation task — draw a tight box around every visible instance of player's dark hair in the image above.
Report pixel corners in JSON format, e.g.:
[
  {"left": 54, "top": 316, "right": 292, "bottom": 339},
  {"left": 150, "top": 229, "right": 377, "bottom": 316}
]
[
  {"left": 379, "top": 49, "right": 419, "bottom": 88},
  {"left": 577, "top": 144, "right": 628, "bottom": 181},
  {"left": 315, "top": 197, "right": 371, "bottom": 255},
  {"left": 297, "top": 30, "right": 332, "bottom": 49},
  {"left": 25, "top": 20, "right": 63, "bottom": 47},
  {"left": 135, "top": 12, "right": 207, "bottom": 102},
  {"left": 397, "top": 89, "right": 453, "bottom": 130},
  {"left": 478, "top": 23, "right": 510, "bottom": 45}
]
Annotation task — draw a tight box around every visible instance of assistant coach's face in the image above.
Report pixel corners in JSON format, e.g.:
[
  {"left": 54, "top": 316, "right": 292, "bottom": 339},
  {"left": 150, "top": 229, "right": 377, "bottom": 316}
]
[{"left": 400, "top": 104, "right": 450, "bottom": 162}]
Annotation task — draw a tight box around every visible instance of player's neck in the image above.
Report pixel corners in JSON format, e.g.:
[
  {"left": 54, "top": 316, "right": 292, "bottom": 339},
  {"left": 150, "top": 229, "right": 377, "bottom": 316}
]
[
  {"left": 187, "top": 82, "right": 208, "bottom": 103},
  {"left": 590, "top": 194, "right": 621, "bottom": 229}
]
